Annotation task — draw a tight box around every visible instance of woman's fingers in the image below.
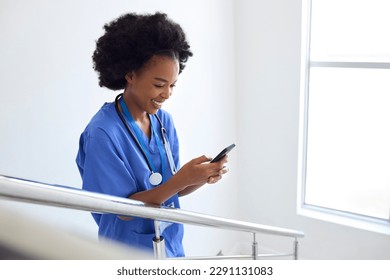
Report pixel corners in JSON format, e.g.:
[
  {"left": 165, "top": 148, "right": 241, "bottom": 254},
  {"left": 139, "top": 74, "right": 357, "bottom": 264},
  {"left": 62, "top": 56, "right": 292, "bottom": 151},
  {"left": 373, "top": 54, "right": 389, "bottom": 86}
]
[
  {"left": 207, "top": 166, "right": 229, "bottom": 184},
  {"left": 207, "top": 175, "right": 221, "bottom": 184}
]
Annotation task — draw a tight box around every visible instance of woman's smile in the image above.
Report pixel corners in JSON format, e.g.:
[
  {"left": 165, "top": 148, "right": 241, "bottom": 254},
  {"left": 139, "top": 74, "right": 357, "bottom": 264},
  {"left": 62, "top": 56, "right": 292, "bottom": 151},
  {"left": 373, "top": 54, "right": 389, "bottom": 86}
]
[{"left": 152, "top": 99, "right": 164, "bottom": 109}]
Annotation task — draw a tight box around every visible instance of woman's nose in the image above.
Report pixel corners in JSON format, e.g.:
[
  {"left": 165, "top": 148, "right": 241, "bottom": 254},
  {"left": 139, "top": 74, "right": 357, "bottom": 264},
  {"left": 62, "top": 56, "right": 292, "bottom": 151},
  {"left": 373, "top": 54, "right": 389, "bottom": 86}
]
[{"left": 161, "top": 87, "right": 172, "bottom": 99}]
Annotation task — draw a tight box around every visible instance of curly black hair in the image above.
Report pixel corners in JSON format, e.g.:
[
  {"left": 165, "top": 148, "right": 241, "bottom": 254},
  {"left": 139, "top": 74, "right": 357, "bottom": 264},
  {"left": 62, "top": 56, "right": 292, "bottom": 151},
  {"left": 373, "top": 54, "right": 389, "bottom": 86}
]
[{"left": 92, "top": 12, "right": 193, "bottom": 90}]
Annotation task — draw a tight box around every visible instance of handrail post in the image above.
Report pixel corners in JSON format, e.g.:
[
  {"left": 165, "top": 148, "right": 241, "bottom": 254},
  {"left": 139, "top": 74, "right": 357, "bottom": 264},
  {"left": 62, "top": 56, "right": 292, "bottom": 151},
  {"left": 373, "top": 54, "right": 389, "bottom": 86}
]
[
  {"left": 294, "top": 237, "right": 299, "bottom": 260},
  {"left": 252, "top": 232, "right": 258, "bottom": 260},
  {"left": 153, "top": 220, "right": 166, "bottom": 259}
]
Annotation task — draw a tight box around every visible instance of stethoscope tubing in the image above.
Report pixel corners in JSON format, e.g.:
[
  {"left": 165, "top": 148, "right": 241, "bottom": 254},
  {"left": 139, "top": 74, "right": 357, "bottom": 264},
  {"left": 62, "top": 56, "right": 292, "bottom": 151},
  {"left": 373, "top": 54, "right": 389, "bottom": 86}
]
[{"left": 114, "top": 93, "right": 176, "bottom": 178}]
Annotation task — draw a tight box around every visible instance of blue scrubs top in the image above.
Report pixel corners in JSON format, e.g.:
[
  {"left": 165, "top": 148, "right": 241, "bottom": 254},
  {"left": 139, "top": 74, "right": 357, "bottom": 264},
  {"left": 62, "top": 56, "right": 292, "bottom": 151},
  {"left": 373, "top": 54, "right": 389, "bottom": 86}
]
[{"left": 76, "top": 101, "right": 184, "bottom": 257}]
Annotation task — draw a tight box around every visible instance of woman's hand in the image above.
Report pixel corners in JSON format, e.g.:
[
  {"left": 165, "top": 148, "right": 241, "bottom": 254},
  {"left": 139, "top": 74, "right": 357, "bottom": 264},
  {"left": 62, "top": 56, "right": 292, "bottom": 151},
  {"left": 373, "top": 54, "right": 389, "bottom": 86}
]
[{"left": 176, "top": 154, "right": 229, "bottom": 196}]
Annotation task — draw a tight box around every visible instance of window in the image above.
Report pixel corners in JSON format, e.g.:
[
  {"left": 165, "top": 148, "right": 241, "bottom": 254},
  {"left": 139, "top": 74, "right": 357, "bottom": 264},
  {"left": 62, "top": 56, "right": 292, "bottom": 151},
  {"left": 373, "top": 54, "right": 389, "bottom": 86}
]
[{"left": 298, "top": 0, "right": 390, "bottom": 229}]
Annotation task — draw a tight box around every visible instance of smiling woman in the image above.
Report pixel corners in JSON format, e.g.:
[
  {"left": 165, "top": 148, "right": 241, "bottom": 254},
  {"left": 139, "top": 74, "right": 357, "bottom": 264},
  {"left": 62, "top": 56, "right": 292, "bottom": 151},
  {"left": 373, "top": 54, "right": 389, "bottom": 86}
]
[{"left": 75, "top": 12, "right": 230, "bottom": 258}]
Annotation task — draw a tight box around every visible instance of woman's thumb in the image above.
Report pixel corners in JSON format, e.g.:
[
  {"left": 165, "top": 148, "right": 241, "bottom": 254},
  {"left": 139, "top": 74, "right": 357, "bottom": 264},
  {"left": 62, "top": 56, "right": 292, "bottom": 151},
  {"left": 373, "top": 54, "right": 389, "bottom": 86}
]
[{"left": 192, "top": 155, "right": 212, "bottom": 164}]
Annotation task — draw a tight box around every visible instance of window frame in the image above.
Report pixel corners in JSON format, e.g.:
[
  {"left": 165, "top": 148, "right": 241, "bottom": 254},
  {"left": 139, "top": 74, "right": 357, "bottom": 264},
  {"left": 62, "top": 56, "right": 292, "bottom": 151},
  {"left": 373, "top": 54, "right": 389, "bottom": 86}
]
[{"left": 297, "top": 0, "right": 390, "bottom": 235}]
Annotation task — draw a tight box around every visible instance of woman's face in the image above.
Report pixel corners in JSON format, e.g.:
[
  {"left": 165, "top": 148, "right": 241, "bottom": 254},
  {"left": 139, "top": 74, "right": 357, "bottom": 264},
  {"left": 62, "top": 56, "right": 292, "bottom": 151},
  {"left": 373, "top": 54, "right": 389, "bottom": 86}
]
[{"left": 124, "top": 55, "right": 179, "bottom": 116}]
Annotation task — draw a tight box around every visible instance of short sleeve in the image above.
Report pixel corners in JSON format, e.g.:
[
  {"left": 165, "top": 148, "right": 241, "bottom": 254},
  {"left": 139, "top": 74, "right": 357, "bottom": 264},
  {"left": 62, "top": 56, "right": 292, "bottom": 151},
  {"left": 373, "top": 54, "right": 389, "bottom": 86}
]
[{"left": 76, "top": 128, "right": 137, "bottom": 199}]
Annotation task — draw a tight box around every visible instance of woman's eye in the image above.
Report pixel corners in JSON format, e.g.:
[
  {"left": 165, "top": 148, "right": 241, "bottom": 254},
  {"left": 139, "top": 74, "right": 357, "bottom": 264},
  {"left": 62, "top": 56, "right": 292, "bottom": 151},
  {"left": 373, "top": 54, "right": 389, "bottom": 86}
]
[{"left": 154, "top": 84, "right": 176, "bottom": 89}]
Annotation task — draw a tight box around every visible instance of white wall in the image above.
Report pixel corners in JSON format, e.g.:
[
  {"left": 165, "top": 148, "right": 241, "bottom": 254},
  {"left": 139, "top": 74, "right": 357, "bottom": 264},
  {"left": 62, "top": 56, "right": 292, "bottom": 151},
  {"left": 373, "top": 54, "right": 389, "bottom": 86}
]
[
  {"left": 0, "top": 0, "right": 238, "bottom": 257},
  {"left": 235, "top": 0, "right": 390, "bottom": 259}
]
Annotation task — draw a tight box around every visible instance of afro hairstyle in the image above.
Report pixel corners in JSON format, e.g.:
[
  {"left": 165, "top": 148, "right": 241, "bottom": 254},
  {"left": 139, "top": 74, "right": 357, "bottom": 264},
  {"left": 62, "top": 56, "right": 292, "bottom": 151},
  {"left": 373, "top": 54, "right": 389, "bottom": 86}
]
[{"left": 92, "top": 12, "right": 193, "bottom": 90}]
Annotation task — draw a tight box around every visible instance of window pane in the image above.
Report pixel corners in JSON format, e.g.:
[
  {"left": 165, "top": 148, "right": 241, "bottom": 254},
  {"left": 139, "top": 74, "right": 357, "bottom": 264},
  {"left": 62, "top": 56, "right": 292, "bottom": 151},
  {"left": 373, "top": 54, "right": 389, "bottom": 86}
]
[
  {"left": 310, "top": 0, "right": 390, "bottom": 62},
  {"left": 305, "top": 67, "right": 390, "bottom": 219}
]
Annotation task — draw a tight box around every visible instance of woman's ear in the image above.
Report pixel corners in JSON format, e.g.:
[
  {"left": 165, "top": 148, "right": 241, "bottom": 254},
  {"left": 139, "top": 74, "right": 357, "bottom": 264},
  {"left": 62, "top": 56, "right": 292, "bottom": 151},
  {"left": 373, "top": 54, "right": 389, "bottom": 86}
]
[{"left": 125, "top": 72, "right": 134, "bottom": 84}]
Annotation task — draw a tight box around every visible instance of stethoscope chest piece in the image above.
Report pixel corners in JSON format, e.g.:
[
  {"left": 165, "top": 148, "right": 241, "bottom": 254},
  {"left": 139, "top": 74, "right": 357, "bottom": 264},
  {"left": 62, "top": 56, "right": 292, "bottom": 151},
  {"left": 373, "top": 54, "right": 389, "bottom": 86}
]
[{"left": 149, "top": 172, "right": 163, "bottom": 186}]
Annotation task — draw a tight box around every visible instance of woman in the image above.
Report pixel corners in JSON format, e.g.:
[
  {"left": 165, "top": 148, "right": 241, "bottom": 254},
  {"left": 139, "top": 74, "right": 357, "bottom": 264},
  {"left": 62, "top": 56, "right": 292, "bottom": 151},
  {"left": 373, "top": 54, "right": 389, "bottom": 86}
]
[{"left": 76, "top": 12, "right": 228, "bottom": 257}]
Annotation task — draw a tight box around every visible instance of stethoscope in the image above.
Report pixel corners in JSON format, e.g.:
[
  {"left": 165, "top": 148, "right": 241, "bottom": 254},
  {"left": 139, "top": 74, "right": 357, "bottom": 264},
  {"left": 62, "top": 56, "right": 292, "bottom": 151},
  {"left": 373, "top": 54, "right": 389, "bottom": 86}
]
[{"left": 114, "top": 93, "right": 177, "bottom": 186}]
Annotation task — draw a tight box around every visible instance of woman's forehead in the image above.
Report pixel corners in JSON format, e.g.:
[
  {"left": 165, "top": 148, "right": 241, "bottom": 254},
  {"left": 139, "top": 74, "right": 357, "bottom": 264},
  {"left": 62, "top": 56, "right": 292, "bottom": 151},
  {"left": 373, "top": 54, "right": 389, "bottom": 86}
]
[{"left": 138, "top": 55, "right": 179, "bottom": 79}]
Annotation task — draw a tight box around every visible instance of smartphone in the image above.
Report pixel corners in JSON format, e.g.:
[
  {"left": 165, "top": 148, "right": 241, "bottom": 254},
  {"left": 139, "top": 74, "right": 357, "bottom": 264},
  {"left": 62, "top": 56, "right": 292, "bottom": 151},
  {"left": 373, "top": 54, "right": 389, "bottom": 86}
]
[{"left": 210, "top": 144, "right": 236, "bottom": 163}]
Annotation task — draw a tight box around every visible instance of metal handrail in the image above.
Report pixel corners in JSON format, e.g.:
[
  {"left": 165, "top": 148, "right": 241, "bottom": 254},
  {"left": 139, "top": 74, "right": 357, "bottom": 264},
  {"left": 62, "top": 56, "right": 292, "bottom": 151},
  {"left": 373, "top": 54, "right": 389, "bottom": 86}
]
[{"left": 0, "top": 175, "right": 304, "bottom": 258}]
